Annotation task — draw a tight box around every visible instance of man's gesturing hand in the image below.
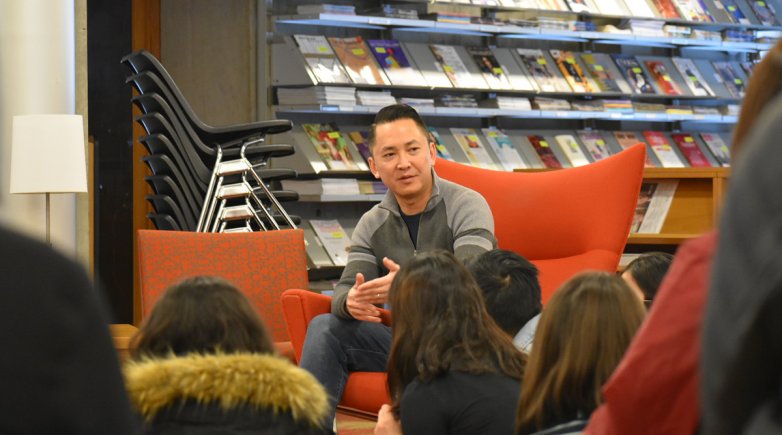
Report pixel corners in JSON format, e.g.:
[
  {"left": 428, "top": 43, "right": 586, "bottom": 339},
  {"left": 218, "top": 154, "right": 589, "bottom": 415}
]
[{"left": 346, "top": 257, "right": 401, "bottom": 322}]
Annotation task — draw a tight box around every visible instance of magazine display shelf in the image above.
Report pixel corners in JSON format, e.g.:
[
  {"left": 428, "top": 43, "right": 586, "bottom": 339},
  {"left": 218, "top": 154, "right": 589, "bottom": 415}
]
[{"left": 269, "top": 0, "right": 770, "bottom": 274}]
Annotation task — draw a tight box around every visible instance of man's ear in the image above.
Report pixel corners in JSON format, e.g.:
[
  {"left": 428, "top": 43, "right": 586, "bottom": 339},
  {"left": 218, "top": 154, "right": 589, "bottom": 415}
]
[
  {"left": 368, "top": 156, "right": 380, "bottom": 179},
  {"left": 428, "top": 141, "right": 437, "bottom": 166}
]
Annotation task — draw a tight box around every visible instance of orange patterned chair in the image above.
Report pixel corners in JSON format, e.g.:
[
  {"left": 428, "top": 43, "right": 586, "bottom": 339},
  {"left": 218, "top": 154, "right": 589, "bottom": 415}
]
[
  {"left": 435, "top": 143, "right": 646, "bottom": 303},
  {"left": 137, "top": 229, "right": 307, "bottom": 359}
]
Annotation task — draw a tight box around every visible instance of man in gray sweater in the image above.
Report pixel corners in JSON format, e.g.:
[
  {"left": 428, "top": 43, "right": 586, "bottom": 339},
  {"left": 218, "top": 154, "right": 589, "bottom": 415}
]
[{"left": 299, "top": 104, "right": 496, "bottom": 423}]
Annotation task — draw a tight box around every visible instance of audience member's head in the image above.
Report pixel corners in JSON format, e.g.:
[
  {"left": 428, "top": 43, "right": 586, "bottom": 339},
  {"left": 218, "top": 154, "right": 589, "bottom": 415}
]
[
  {"left": 131, "top": 276, "right": 275, "bottom": 359},
  {"left": 467, "top": 249, "right": 541, "bottom": 351},
  {"left": 516, "top": 272, "right": 646, "bottom": 434},
  {"left": 622, "top": 252, "right": 674, "bottom": 306},
  {"left": 387, "top": 250, "right": 525, "bottom": 411}
]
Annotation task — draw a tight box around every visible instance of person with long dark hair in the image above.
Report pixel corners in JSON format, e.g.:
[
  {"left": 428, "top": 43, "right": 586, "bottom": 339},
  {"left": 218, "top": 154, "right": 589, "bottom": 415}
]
[{"left": 374, "top": 250, "right": 525, "bottom": 435}]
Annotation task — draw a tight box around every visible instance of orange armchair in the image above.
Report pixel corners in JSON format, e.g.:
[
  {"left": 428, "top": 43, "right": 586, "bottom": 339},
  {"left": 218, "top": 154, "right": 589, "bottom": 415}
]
[
  {"left": 137, "top": 229, "right": 308, "bottom": 359},
  {"left": 281, "top": 289, "right": 392, "bottom": 416},
  {"left": 435, "top": 143, "right": 646, "bottom": 303}
]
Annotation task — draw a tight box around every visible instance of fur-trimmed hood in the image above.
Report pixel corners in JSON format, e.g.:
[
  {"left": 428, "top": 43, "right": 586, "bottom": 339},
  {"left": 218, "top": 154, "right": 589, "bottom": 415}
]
[{"left": 124, "top": 352, "right": 328, "bottom": 429}]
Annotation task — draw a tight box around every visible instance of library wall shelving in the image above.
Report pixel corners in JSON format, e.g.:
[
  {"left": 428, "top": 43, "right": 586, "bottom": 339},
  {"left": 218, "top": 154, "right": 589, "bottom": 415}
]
[{"left": 266, "top": 0, "right": 778, "bottom": 278}]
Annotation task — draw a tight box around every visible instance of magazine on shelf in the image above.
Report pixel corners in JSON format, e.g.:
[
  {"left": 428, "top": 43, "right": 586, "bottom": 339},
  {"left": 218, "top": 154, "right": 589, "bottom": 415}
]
[
  {"left": 367, "top": 39, "right": 424, "bottom": 87},
  {"left": 430, "top": 44, "right": 489, "bottom": 89},
  {"left": 554, "top": 134, "right": 591, "bottom": 167},
  {"left": 700, "top": 133, "right": 731, "bottom": 166},
  {"left": 451, "top": 128, "right": 500, "bottom": 169},
  {"left": 467, "top": 47, "right": 514, "bottom": 90},
  {"left": 632, "top": 181, "right": 678, "bottom": 233},
  {"left": 671, "top": 57, "right": 715, "bottom": 97},
  {"left": 527, "top": 135, "right": 563, "bottom": 169},
  {"left": 564, "top": 0, "right": 599, "bottom": 13},
  {"left": 622, "top": 0, "right": 660, "bottom": 17},
  {"left": 711, "top": 61, "right": 746, "bottom": 98},
  {"left": 671, "top": 133, "right": 712, "bottom": 167},
  {"left": 328, "top": 36, "right": 390, "bottom": 86},
  {"left": 490, "top": 48, "right": 537, "bottom": 91},
  {"left": 347, "top": 131, "right": 372, "bottom": 166},
  {"left": 428, "top": 127, "right": 455, "bottom": 161},
  {"left": 293, "top": 34, "right": 351, "bottom": 84},
  {"left": 301, "top": 123, "right": 363, "bottom": 171},
  {"left": 612, "top": 55, "right": 656, "bottom": 95},
  {"left": 516, "top": 48, "right": 569, "bottom": 93},
  {"left": 718, "top": 0, "right": 751, "bottom": 23},
  {"left": 595, "top": 0, "right": 631, "bottom": 15},
  {"left": 651, "top": 0, "right": 682, "bottom": 17},
  {"left": 536, "top": 0, "right": 570, "bottom": 11},
  {"left": 580, "top": 53, "right": 632, "bottom": 94},
  {"left": 309, "top": 219, "right": 352, "bottom": 266},
  {"left": 303, "top": 221, "right": 335, "bottom": 268},
  {"left": 748, "top": 0, "right": 779, "bottom": 25},
  {"left": 644, "top": 60, "right": 684, "bottom": 96},
  {"left": 577, "top": 130, "right": 612, "bottom": 161},
  {"left": 550, "top": 50, "right": 594, "bottom": 93},
  {"left": 643, "top": 131, "right": 686, "bottom": 168},
  {"left": 672, "top": 0, "right": 714, "bottom": 21},
  {"left": 403, "top": 43, "right": 453, "bottom": 88},
  {"left": 482, "top": 127, "right": 529, "bottom": 171},
  {"left": 613, "top": 131, "right": 656, "bottom": 167}
]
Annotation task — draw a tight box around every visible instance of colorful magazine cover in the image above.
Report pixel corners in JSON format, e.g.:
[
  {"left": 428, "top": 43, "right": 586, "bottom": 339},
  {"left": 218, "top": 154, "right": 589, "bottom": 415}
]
[
  {"left": 580, "top": 53, "right": 629, "bottom": 94},
  {"left": 699, "top": 133, "right": 731, "bottom": 166},
  {"left": 719, "top": 0, "right": 750, "bottom": 23},
  {"left": 427, "top": 127, "right": 454, "bottom": 161},
  {"left": 671, "top": 57, "right": 715, "bottom": 97},
  {"left": 651, "top": 0, "right": 682, "bottom": 18},
  {"left": 671, "top": 133, "right": 711, "bottom": 167},
  {"left": 644, "top": 60, "right": 684, "bottom": 96},
  {"left": 631, "top": 182, "right": 656, "bottom": 232},
  {"left": 748, "top": 0, "right": 779, "bottom": 25},
  {"left": 293, "top": 34, "right": 351, "bottom": 84},
  {"left": 328, "top": 36, "right": 390, "bottom": 85},
  {"left": 430, "top": 44, "right": 488, "bottom": 89},
  {"left": 516, "top": 48, "right": 568, "bottom": 92},
  {"left": 643, "top": 131, "right": 686, "bottom": 168},
  {"left": 482, "top": 127, "right": 528, "bottom": 171},
  {"left": 347, "top": 131, "right": 371, "bottom": 165},
  {"left": 451, "top": 128, "right": 499, "bottom": 169},
  {"left": 301, "top": 123, "right": 361, "bottom": 170},
  {"left": 467, "top": 47, "right": 514, "bottom": 90},
  {"left": 613, "top": 131, "right": 656, "bottom": 167},
  {"left": 527, "top": 135, "right": 563, "bottom": 169},
  {"left": 554, "top": 134, "right": 591, "bottom": 167},
  {"left": 612, "top": 55, "right": 656, "bottom": 94},
  {"left": 577, "top": 130, "right": 612, "bottom": 161},
  {"left": 550, "top": 50, "right": 593, "bottom": 93},
  {"left": 712, "top": 61, "right": 746, "bottom": 98},
  {"left": 672, "top": 0, "right": 714, "bottom": 21},
  {"left": 367, "top": 39, "right": 423, "bottom": 87}
]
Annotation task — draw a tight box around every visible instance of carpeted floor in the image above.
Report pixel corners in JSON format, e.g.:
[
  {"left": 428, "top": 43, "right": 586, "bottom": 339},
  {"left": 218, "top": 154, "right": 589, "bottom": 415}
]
[{"left": 336, "top": 411, "right": 376, "bottom": 435}]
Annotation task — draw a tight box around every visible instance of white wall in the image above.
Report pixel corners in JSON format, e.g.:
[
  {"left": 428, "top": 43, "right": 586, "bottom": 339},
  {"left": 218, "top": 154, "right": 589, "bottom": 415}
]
[{"left": 0, "top": 0, "right": 84, "bottom": 258}]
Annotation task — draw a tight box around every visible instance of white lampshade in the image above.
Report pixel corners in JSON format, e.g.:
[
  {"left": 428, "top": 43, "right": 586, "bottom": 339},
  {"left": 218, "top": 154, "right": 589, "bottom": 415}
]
[{"left": 10, "top": 114, "right": 88, "bottom": 194}]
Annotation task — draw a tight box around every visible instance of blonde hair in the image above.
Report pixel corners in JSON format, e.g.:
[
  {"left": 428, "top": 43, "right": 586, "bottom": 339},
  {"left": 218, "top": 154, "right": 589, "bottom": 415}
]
[{"left": 516, "top": 272, "right": 646, "bottom": 434}]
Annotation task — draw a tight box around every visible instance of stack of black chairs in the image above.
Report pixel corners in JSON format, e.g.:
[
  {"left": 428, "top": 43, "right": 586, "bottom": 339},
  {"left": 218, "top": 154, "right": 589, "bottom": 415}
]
[{"left": 121, "top": 49, "right": 300, "bottom": 232}]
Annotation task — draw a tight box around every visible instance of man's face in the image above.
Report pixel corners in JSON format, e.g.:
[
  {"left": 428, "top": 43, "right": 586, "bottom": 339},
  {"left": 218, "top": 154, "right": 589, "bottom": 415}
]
[{"left": 368, "top": 118, "right": 437, "bottom": 204}]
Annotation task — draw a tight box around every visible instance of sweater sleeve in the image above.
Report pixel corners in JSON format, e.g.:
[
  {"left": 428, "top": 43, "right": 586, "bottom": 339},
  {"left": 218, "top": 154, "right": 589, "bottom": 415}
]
[
  {"left": 449, "top": 188, "right": 497, "bottom": 261},
  {"left": 331, "top": 213, "right": 381, "bottom": 319}
]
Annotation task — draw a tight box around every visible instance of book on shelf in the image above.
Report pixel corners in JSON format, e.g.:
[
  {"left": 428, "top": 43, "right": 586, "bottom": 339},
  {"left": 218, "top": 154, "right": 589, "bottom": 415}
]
[
  {"left": 623, "top": 0, "right": 661, "bottom": 17},
  {"left": 613, "top": 131, "right": 656, "bottom": 167},
  {"left": 303, "top": 221, "right": 335, "bottom": 269},
  {"left": 328, "top": 36, "right": 390, "bottom": 86},
  {"left": 355, "top": 90, "right": 396, "bottom": 107},
  {"left": 532, "top": 97, "right": 572, "bottom": 111},
  {"left": 594, "top": 0, "right": 631, "bottom": 15},
  {"left": 571, "top": 99, "right": 605, "bottom": 112},
  {"left": 643, "top": 59, "right": 685, "bottom": 96},
  {"left": 643, "top": 131, "right": 686, "bottom": 168},
  {"left": 357, "top": 180, "right": 388, "bottom": 195},
  {"left": 632, "top": 181, "right": 678, "bottom": 234},
  {"left": 302, "top": 123, "right": 364, "bottom": 171},
  {"left": 367, "top": 39, "right": 424, "bottom": 87},
  {"left": 428, "top": 127, "right": 455, "bottom": 161},
  {"left": 579, "top": 52, "right": 632, "bottom": 94},
  {"left": 748, "top": 0, "right": 779, "bottom": 25},
  {"left": 699, "top": 133, "right": 732, "bottom": 167},
  {"left": 672, "top": 0, "right": 714, "bottom": 21},
  {"left": 381, "top": 4, "right": 419, "bottom": 19},
  {"left": 577, "top": 130, "right": 612, "bottom": 161},
  {"left": 711, "top": 61, "right": 746, "bottom": 98},
  {"left": 527, "top": 135, "right": 563, "bottom": 169},
  {"left": 451, "top": 128, "right": 500, "bottom": 169},
  {"left": 671, "top": 57, "right": 715, "bottom": 97},
  {"left": 309, "top": 219, "right": 352, "bottom": 266},
  {"left": 467, "top": 47, "right": 514, "bottom": 90},
  {"left": 671, "top": 133, "right": 712, "bottom": 167},
  {"left": 536, "top": 0, "right": 570, "bottom": 11},
  {"left": 429, "top": 44, "right": 489, "bottom": 89},
  {"left": 297, "top": 4, "right": 355, "bottom": 15},
  {"left": 489, "top": 96, "right": 533, "bottom": 111},
  {"left": 603, "top": 99, "right": 634, "bottom": 113},
  {"left": 347, "top": 131, "right": 371, "bottom": 166},
  {"left": 717, "top": 0, "right": 751, "bottom": 23},
  {"left": 612, "top": 54, "right": 656, "bottom": 95},
  {"left": 564, "top": 0, "right": 599, "bottom": 14},
  {"left": 482, "top": 127, "right": 530, "bottom": 171},
  {"left": 651, "top": 0, "right": 683, "bottom": 18},
  {"left": 554, "top": 134, "right": 591, "bottom": 167},
  {"left": 281, "top": 178, "right": 361, "bottom": 196},
  {"left": 665, "top": 105, "right": 693, "bottom": 115},
  {"left": 437, "top": 94, "right": 479, "bottom": 108},
  {"left": 276, "top": 86, "right": 356, "bottom": 106},
  {"left": 633, "top": 101, "right": 668, "bottom": 114},
  {"left": 293, "top": 34, "right": 351, "bottom": 84},
  {"left": 515, "top": 48, "right": 569, "bottom": 93},
  {"left": 550, "top": 50, "right": 594, "bottom": 93}
]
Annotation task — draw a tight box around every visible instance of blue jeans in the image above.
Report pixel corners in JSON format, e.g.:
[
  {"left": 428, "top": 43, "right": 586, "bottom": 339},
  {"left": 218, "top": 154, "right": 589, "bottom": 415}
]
[{"left": 299, "top": 313, "right": 391, "bottom": 422}]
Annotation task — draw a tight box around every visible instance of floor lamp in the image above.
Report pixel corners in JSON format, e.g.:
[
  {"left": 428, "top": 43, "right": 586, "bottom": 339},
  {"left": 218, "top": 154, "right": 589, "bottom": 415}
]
[{"left": 9, "top": 114, "right": 88, "bottom": 245}]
